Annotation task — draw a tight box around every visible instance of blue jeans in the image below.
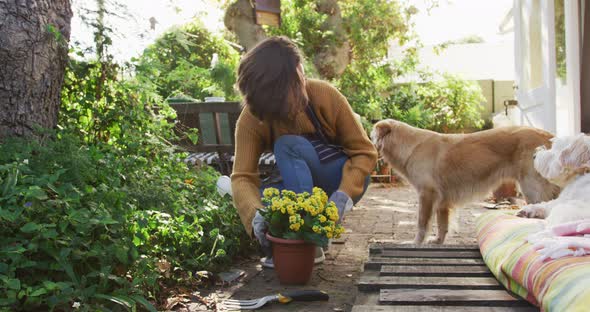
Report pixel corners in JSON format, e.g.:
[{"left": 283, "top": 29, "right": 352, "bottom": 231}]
[{"left": 261, "top": 135, "right": 369, "bottom": 203}]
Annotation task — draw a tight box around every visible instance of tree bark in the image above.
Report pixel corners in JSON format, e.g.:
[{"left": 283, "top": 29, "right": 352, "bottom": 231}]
[
  {"left": 0, "top": 0, "right": 72, "bottom": 140},
  {"left": 313, "top": 0, "right": 350, "bottom": 80},
  {"left": 224, "top": 0, "right": 267, "bottom": 51}
]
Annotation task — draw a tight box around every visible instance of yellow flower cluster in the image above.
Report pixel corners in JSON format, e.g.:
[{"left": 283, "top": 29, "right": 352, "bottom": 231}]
[
  {"left": 260, "top": 187, "right": 345, "bottom": 239},
  {"left": 312, "top": 220, "right": 345, "bottom": 238},
  {"left": 289, "top": 214, "right": 304, "bottom": 231},
  {"left": 263, "top": 188, "right": 280, "bottom": 200},
  {"left": 325, "top": 202, "right": 339, "bottom": 222}
]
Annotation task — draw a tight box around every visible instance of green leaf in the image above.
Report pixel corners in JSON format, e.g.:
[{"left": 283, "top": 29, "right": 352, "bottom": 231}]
[
  {"left": 29, "top": 288, "right": 48, "bottom": 297},
  {"left": 283, "top": 232, "right": 302, "bottom": 240},
  {"left": 115, "top": 247, "right": 128, "bottom": 264},
  {"left": 28, "top": 186, "right": 48, "bottom": 200},
  {"left": 302, "top": 232, "right": 328, "bottom": 247},
  {"left": 42, "top": 281, "right": 58, "bottom": 291},
  {"left": 20, "top": 222, "right": 39, "bottom": 233},
  {"left": 95, "top": 294, "right": 132, "bottom": 309},
  {"left": 42, "top": 229, "right": 58, "bottom": 239},
  {"left": 130, "top": 295, "right": 157, "bottom": 312},
  {"left": 6, "top": 279, "right": 20, "bottom": 290}
]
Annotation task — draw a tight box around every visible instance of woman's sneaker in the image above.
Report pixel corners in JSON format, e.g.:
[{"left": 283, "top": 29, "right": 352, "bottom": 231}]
[
  {"left": 260, "top": 256, "right": 274, "bottom": 268},
  {"left": 314, "top": 246, "right": 325, "bottom": 264},
  {"left": 260, "top": 247, "right": 325, "bottom": 269},
  {"left": 216, "top": 175, "right": 232, "bottom": 197}
]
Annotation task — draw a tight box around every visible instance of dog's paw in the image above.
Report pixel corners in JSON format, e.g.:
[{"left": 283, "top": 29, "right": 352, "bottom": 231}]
[
  {"left": 427, "top": 237, "right": 445, "bottom": 245},
  {"left": 517, "top": 205, "right": 547, "bottom": 219}
]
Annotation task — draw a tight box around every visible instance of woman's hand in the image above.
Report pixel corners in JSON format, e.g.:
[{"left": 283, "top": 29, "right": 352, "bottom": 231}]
[
  {"left": 329, "top": 191, "right": 353, "bottom": 223},
  {"left": 252, "top": 211, "right": 272, "bottom": 257}
]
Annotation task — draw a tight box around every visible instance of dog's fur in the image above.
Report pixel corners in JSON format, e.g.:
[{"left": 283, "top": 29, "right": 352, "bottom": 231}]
[
  {"left": 372, "top": 119, "right": 561, "bottom": 244},
  {"left": 517, "top": 134, "right": 590, "bottom": 225}
]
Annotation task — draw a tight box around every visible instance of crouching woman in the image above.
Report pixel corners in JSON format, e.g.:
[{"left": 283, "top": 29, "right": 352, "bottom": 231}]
[{"left": 231, "top": 36, "right": 377, "bottom": 267}]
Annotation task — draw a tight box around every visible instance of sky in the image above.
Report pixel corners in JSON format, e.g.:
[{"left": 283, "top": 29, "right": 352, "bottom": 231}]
[
  {"left": 70, "top": 0, "right": 514, "bottom": 62},
  {"left": 412, "top": 0, "right": 513, "bottom": 45}
]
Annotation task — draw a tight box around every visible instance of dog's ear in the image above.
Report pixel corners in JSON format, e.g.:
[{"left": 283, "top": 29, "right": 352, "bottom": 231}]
[
  {"left": 372, "top": 121, "right": 392, "bottom": 140},
  {"left": 559, "top": 134, "right": 590, "bottom": 171}
]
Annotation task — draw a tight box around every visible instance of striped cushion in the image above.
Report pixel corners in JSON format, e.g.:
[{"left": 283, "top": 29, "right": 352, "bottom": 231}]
[
  {"left": 185, "top": 152, "right": 276, "bottom": 166},
  {"left": 477, "top": 211, "right": 590, "bottom": 311}
]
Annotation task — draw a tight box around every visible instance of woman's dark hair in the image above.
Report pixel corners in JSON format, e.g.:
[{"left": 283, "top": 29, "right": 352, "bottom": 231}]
[{"left": 237, "top": 36, "right": 308, "bottom": 121}]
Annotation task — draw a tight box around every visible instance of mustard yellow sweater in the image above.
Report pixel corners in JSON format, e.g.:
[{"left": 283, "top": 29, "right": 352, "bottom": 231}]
[{"left": 231, "top": 79, "right": 377, "bottom": 235}]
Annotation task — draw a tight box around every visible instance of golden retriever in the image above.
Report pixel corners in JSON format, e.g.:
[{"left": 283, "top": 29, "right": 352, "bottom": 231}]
[{"left": 371, "top": 119, "right": 560, "bottom": 244}]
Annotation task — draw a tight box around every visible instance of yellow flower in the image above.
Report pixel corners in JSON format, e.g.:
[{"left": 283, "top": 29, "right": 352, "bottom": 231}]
[
  {"left": 263, "top": 187, "right": 279, "bottom": 199},
  {"left": 318, "top": 215, "right": 327, "bottom": 223},
  {"left": 289, "top": 215, "right": 297, "bottom": 224},
  {"left": 325, "top": 204, "right": 339, "bottom": 221},
  {"left": 312, "top": 225, "right": 321, "bottom": 233},
  {"left": 271, "top": 200, "right": 280, "bottom": 211},
  {"left": 326, "top": 232, "right": 333, "bottom": 238}
]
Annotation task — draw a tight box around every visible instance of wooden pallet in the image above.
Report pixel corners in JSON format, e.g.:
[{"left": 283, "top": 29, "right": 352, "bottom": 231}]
[{"left": 353, "top": 243, "right": 538, "bottom": 312}]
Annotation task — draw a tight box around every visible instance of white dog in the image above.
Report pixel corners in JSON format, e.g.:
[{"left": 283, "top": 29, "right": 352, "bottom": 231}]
[{"left": 518, "top": 134, "right": 590, "bottom": 225}]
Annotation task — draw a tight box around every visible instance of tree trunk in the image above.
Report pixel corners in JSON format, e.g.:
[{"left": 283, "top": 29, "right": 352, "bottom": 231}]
[
  {"left": 313, "top": 0, "right": 350, "bottom": 80},
  {"left": 0, "top": 0, "right": 72, "bottom": 140},
  {"left": 224, "top": 0, "right": 267, "bottom": 51}
]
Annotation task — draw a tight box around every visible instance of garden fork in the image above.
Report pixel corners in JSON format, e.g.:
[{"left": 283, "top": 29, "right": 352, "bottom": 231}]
[{"left": 221, "top": 290, "right": 329, "bottom": 310}]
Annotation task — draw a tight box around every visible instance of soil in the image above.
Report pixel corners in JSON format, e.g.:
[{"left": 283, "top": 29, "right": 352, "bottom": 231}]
[{"left": 177, "top": 181, "right": 518, "bottom": 312}]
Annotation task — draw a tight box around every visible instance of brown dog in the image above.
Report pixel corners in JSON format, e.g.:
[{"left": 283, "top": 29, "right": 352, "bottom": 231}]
[{"left": 371, "top": 119, "right": 560, "bottom": 244}]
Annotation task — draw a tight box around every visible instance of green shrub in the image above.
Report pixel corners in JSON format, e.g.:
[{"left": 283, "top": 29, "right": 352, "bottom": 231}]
[
  {"left": 381, "top": 74, "right": 485, "bottom": 132},
  {"left": 134, "top": 21, "right": 240, "bottom": 101},
  {"left": 0, "top": 131, "right": 251, "bottom": 311},
  {"left": 0, "top": 40, "right": 252, "bottom": 310}
]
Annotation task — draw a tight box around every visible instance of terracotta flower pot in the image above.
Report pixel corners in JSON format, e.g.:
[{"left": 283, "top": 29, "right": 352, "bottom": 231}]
[
  {"left": 379, "top": 164, "right": 390, "bottom": 175},
  {"left": 266, "top": 233, "right": 315, "bottom": 285}
]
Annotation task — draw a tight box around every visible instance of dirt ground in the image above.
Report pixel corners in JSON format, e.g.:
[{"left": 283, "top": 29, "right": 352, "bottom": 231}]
[{"left": 180, "top": 181, "right": 512, "bottom": 312}]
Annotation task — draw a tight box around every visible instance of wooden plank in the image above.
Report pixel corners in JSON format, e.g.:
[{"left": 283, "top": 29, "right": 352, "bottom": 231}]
[
  {"left": 358, "top": 275, "right": 501, "bottom": 291},
  {"left": 228, "top": 112, "right": 239, "bottom": 146},
  {"left": 188, "top": 144, "right": 234, "bottom": 153},
  {"left": 169, "top": 102, "right": 241, "bottom": 114},
  {"left": 381, "top": 265, "right": 491, "bottom": 277},
  {"left": 352, "top": 306, "right": 538, "bottom": 312},
  {"left": 212, "top": 112, "right": 223, "bottom": 144},
  {"left": 365, "top": 257, "right": 485, "bottom": 270},
  {"left": 370, "top": 244, "right": 480, "bottom": 254},
  {"left": 379, "top": 289, "right": 528, "bottom": 306},
  {"left": 379, "top": 250, "right": 481, "bottom": 259}
]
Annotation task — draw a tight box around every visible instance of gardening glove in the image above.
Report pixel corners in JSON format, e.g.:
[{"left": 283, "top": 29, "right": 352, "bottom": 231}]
[
  {"left": 329, "top": 190, "right": 353, "bottom": 223},
  {"left": 252, "top": 210, "right": 272, "bottom": 258}
]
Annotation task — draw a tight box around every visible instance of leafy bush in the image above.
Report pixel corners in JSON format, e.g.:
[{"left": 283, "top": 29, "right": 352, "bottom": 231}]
[
  {"left": 0, "top": 130, "right": 251, "bottom": 311},
  {"left": 134, "top": 21, "right": 240, "bottom": 102},
  {"left": 381, "top": 74, "right": 485, "bottom": 132},
  {"left": 0, "top": 40, "right": 252, "bottom": 310}
]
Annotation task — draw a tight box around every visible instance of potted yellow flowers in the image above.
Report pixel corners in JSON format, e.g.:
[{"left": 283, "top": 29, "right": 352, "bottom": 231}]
[{"left": 260, "top": 187, "right": 345, "bottom": 285}]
